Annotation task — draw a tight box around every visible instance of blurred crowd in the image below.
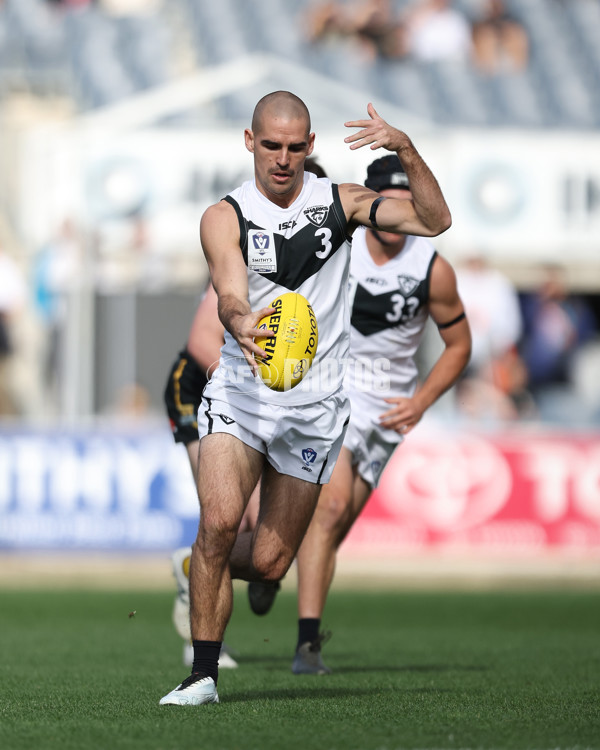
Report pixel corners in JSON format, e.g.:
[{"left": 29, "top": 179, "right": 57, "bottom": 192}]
[
  {"left": 0, "top": 214, "right": 201, "bottom": 420},
  {"left": 44, "top": 0, "right": 163, "bottom": 13},
  {"left": 303, "top": 0, "right": 529, "bottom": 74},
  {"left": 454, "top": 256, "right": 600, "bottom": 427}
]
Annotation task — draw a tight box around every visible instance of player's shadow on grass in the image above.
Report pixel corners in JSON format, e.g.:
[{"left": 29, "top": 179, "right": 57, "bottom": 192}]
[
  {"left": 239, "top": 654, "right": 488, "bottom": 675},
  {"left": 332, "top": 663, "right": 489, "bottom": 674},
  {"left": 224, "top": 685, "right": 450, "bottom": 704}
]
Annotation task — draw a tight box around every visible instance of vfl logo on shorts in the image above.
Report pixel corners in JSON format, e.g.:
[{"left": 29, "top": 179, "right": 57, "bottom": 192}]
[
  {"left": 304, "top": 205, "right": 329, "bottom": 227},
  {"left": 301, "top": 447, "right": 317, "bottom": 473}
]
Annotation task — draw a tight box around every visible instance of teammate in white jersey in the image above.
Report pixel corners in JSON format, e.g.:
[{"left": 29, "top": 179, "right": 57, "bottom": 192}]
[
  {"left": 159, "top": 91, "right": 452, "bottom": 707},
  {"left": 291, "top": 155, "right": 471, "bottom": 674}
]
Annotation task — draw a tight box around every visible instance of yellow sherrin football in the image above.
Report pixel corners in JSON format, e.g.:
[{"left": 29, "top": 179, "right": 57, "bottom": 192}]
[{"left": 254, "top": 292, "right": 318, "bottom": 391}]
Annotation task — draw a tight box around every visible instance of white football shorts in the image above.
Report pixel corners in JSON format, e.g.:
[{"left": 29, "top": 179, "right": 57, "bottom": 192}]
[
  {"left": 343, "top": 390, "right": 404, "bottom": 489},
  {"left": 197, "top": 382, "right": 350, "bottom": 485}
]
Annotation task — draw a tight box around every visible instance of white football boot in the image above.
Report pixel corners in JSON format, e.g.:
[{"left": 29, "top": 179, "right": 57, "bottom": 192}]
[{"left": 159, "top": 674, "right": 219, "bottom": 706}]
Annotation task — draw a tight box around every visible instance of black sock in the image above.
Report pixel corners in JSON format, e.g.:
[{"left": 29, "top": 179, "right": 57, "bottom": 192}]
[
  {"left": 192, "top": 640, "right": 221, "bottom": 685},
  {"left": 297, "top": 618, "right": 320, "bottom": 650}
]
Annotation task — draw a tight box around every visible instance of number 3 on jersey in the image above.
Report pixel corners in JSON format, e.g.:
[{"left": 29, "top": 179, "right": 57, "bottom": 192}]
[{"left": 315, "top": 227, "right": 332, "bottom": 259}]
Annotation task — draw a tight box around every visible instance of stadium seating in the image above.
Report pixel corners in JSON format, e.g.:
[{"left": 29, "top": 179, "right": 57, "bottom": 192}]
[{"left": 0, "top": 0, "right": 599, "bottom": 129}]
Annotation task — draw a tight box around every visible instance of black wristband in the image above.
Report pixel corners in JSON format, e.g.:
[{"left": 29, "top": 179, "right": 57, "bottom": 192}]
[
  {"left": 369, "top": 196, "right": 386, "bottom": 229},
  {"left": 437, "top": 311, "right": 466, "bottom": 330}
]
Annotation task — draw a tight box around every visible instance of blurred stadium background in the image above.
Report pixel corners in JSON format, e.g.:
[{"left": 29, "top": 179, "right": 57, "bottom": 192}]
[{"left": 0, "top": 0, "right": 599, "bottom": 588}]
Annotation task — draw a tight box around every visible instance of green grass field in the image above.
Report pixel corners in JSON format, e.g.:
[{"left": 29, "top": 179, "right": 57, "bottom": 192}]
[{"left": 1, "top": 585, "right": 599, "bottom": 750}]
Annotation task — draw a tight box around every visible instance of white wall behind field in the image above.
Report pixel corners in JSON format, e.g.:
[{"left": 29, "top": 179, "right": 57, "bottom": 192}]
[{"left": 17, "top": 123, "right": 600, "bottom": 288}]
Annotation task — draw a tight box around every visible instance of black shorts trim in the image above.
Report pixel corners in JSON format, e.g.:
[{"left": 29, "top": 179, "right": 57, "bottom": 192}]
[{"left": 203, "top": 396, "right": 214, "bottom": 435}]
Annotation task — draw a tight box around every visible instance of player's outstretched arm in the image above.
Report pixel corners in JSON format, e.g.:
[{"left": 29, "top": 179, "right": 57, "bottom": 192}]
[
  {"left": 379, "top": 255, "right": 471, "bottom": 433},
  {"left": 200, "top": 201, "right": 274, "bottom": 372},
  {"left": 341, "top": 103, "right": 451, "bottom": 238}
]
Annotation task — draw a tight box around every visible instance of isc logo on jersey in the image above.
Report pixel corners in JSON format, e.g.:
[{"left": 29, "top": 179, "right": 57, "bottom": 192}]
[{"left": 254, "top": 292, "right": 318, "bottom": 391}]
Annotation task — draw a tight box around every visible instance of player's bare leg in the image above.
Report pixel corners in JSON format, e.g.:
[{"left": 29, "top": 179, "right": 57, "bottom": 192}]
[
  {"left": 293, "top": 449, "right": 371, "bottom": 674},
  {"left": 190, "top": 434, "right": 263, "bottom": 641},
  {"left": 185, "top": 439, "right": 200, "bottom": 483},
  {"left": 160, "top": 433, "right": 261, "bottom": 706},
  {"left": 170, "top": 430, "right": 245, "bottom": 668},
  {"left": 171, "top": 474, "right": 260, "bottom": 667},
  {"left": 243, "top": 476, "right": 283, "bottom": 615},
  {"left": 230, "top": 463, "right": 322, "bottom": 583},
  {"left": 296, "top": 448, "right": 355, "bottom": 618}
]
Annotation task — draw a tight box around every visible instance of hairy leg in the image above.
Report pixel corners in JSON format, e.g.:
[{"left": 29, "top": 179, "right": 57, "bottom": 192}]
[
  {"left": 185, "top": 439, "right": 200, "bottom": 484},
  {"left": 296, "top": 448, "right": 372, "bottom": 619},
  {"left": 188, "top": 437, "right": 258, "bottom": 535},
  {"left": 239, "top": 482, "right": 260, "bottom": 533},
  {"left": 229, "top": 463, "right": 321, "bottom": 582},
  {"left": 189, "top": 433, "right": 263, "bottom": 641}
]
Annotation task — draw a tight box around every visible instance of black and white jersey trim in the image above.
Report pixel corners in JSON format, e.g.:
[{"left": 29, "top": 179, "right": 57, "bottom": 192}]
[
  {"left": 223, "top": 187, "right": 350, "bottom": 292},
  {"left": 351, "top": 251, "right": 437, "bottom": 337}
]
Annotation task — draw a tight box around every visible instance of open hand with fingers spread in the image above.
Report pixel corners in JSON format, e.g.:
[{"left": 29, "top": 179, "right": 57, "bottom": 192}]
[{"left": 344, "top": 102, "right": 412, "bottom": 152}]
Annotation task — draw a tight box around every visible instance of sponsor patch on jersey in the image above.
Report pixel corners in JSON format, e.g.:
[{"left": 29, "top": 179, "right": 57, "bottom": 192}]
[
  {"left": 397, "top": 274, "right": 419, "bottom": 296},
  {"left": 303, "top": 205, "right": 329, "bottom": 227},
  {"left": 248, "top": 230, "right": 277, "bottom": 272}
]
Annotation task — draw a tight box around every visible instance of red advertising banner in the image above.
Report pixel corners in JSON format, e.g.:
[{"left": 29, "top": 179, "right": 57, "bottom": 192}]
[{"left": 342, "top": 429, "right": 600, "bottom": 556}]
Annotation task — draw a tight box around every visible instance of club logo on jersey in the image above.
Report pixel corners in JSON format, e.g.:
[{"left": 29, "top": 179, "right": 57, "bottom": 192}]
[
  {"left": 301, "top": 447, "right": 317, "bottom": 472},
  {"left": 304, "top": 205, "right": 329, "bottom": 227},
  {"left": 252, "top": 232, "right": 270, "bottom": 253},
  {"left": 397, "top": 274, "right": 419, "bottom": 296}
]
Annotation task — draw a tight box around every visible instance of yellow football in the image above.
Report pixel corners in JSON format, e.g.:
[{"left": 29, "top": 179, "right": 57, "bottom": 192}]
[{"left": 254, "top": 292, "right": 318, "bottom": 391}]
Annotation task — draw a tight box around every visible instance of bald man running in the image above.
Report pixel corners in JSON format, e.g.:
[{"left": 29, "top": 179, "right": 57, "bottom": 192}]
[{"left": 159, "top": 90, "right": 452, "bottom": 707}]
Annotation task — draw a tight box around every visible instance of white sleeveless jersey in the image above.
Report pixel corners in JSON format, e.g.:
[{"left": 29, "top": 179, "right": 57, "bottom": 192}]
[
  {"left": 346, "top": 227, "right": 437, "bottom": 409},
  {"left": 214, "top": 172, "right": 352, "bottom": 406}
]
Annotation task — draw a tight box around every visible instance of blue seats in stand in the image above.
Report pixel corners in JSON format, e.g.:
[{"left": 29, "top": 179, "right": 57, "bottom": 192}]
[{"left": 1, "top": 0, "right": 599, "bottom": 129}]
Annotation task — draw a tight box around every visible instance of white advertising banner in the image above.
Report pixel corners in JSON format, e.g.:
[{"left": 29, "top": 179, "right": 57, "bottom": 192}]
[{"left": 19, "top": 124, "right": 600, "bottom": 271}]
